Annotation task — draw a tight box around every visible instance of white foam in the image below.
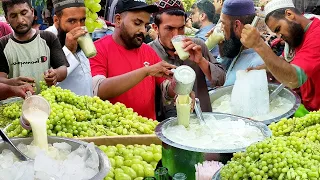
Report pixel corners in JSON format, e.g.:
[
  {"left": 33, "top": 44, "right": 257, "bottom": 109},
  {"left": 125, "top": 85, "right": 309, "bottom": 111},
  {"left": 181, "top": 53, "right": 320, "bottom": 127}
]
[{"left": 164, "top": 116, "right": 265, "bottom": 150}]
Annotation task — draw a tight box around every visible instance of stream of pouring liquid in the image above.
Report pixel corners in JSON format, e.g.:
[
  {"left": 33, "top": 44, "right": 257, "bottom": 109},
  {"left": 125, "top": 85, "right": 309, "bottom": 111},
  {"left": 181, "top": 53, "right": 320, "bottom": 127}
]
[
  {"left": 176, "top": 95, "right": 191, "bottom": 127},
  {"left": 23, "top": 107, "right": 49, "bottom": 151}
]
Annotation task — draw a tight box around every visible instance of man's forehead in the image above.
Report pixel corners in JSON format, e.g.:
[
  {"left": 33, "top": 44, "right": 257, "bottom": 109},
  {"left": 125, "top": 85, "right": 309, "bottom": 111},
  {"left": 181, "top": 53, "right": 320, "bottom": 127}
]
[
  {"left": 126, "top": 11, "right": 150, "bottom": 21},
  {"left": 7, "top": 3, "right": 30, "bottom": 13},
  {"left": 266, "top": 16, "right": 280, "bottom": 32}
]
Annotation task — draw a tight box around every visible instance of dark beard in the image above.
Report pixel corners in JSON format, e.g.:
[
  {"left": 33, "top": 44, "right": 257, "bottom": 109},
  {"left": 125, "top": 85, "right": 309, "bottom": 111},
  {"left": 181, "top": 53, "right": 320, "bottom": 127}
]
[
  {"left": 13, "top": 23, "right": 32, "bottom": 35},
  {"left": 285, "top": 20, "right": 304, "bottom": 48},
  {"left": 221, "top": 30, "right": 242, "bottom": 58},
  {"left": 120, "top": 23, "right": 145, "bottom": 49},
  {"left": 57, "top": 28, "right": 81, "bottom": 52},
  {"left": 192, "top": 21, "right": 201, "bottom": 29}
]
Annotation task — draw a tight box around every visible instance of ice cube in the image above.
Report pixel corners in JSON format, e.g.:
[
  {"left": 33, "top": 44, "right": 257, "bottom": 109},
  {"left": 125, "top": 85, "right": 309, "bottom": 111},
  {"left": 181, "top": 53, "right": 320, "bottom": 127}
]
[
  {"left": 0, "top": 151, "right": 14, "bottom": 168},
  {"left": 53, "top": 142, "right": 72, "bottom": 152},
  {"left": 84, "top": 143, "right": 99, "bottom": 170},
  {"left": 34, "top": 152, "right": 61, "bottom": 177},
  {"left": 17, "top": 143, "right": 28, "bottom": 154}
]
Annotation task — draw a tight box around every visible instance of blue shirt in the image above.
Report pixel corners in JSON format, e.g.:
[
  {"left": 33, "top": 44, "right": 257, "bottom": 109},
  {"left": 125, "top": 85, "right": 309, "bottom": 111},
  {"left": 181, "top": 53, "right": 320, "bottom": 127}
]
[
  {"left": 217, "top": 48, "right": 264, "bottom": 86},
  {"left": 195, "top": 23, "right": 219, "bottom": 57}
]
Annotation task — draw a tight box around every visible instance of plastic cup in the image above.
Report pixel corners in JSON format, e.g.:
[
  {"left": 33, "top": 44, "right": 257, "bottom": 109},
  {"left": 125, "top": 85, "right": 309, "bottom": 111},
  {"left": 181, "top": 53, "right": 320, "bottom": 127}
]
[
  {"left": 171, "top": 35, "right": 190, "bottom": 60},
  {"left": 77, "top": 27, "right": 97, "bottom": 58},
  {"left": 205, "top": 25, "right": 225, "bottom": 51},
  {"left": 176, "top": 95, "right": 192, "bottom": 128}
]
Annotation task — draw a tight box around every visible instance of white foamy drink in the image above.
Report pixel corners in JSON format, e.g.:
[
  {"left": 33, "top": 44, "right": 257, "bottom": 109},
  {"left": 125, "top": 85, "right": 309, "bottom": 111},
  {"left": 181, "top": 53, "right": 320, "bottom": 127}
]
[
  {"left": 171, "top": 35, "right": 190, "bottom": 60},
  {"left": 176, "top": 95, "right": 192, "bottom": 128},
  {"left": 205, "top": 32, "right": 224, "bottom": 51},
  {"left": 23, "top": 107, "right": 49, "bottom": 150},
  {"left": 172, "top": 41, "right": 190, "bottom": 60},
  {"left": 78, "top": 32, "right": 97, "bottom": 58}
]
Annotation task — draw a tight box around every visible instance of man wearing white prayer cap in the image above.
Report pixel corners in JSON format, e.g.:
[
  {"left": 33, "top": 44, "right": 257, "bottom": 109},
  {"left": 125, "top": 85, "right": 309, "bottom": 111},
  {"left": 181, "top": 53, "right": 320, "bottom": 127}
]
[{"left": 240, "top": 0, "right": 320, "bottom": 111}]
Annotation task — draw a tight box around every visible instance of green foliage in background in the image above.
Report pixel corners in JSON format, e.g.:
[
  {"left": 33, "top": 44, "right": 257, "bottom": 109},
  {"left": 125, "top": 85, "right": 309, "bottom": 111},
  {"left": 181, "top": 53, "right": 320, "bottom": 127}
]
[{"left": 146, "top": 0, "right": 197, "bottom": 12}]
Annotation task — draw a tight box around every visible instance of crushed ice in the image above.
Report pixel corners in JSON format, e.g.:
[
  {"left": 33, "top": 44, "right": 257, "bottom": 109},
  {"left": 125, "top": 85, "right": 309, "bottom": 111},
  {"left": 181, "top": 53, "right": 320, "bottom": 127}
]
[{"left": 0, "top": 142, "right": 99, "bottom": 180}]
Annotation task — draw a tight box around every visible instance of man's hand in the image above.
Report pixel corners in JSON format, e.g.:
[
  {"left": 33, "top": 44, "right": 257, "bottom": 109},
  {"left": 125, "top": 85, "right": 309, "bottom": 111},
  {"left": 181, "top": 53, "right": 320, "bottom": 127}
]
[
  {"left": 189, "top": 91, "right": 195, "bottom": 112},
  {"left": 240, "top": 25, "right": 264, "bottom": 49},
  {"left": 44, "top": 69, "right": 58, "bottom": 86},
  {"left": 65, "top": 27, "right": 87, "bottom": 53},
  {"left": 9, "top": 84, "right": 35, "bottom": 99},
  {"left": 146, "top": 61, "right": 177, "bottom": 78},
  {"left": 181, "top": 38, "right": 204, "bottom": 64},
  {"left": 148, "top": 28, "right": 158, "bottom": 40},
  {"left": 205, "top": 27, "right": 215, "bottom": 38},
  {"left": 6, "top": 76, "right": 34, "bottom": 86}
]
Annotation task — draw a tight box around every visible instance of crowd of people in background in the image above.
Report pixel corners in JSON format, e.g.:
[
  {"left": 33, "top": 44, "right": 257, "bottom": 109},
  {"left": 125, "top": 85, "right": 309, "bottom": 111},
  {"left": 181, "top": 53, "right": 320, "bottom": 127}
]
[{"left": 0, "top": 0, "right": 319, "bottom": 121}]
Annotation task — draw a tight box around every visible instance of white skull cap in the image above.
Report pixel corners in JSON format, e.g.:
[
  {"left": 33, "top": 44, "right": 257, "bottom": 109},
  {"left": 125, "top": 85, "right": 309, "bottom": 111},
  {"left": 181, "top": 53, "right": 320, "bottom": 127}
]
[{"left": 265, "top": 0, "right": 295, "bottom": 16}]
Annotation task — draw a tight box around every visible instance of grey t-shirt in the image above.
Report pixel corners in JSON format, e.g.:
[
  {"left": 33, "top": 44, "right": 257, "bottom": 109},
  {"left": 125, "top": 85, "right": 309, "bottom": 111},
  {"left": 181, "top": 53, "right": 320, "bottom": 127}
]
[{"left": 0, "top": 30, "right": 68, "bottom": 90}]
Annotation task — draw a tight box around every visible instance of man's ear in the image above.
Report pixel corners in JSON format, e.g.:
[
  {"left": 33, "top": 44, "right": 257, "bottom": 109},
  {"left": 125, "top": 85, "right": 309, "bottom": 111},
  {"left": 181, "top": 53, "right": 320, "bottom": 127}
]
[
  {"left": 200, "top": 13, "right": 206, "bottom": 21},
  {"left": 152, "top": 23, "right": 159, "bottom": 33},
  {"left": 285, "top": 9, "right": 295, "bottom": 21},
  {"left": 53, "top": 15, "right": 59, "bottom": 24},
  {"left": 114, "top": 14, "right": 122, "bottom": 28},
  {"left": 234, "top": 20, "right": 243, "bottom": 37}
]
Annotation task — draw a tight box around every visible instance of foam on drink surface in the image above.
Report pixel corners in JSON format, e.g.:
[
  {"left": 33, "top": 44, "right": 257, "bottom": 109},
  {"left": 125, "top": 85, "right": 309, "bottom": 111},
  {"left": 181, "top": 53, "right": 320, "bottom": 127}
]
[
  {"left": 23, "top": 107, "right": 49, "bottom": 151},
  {"left": 164, "top": 115, "right": 265, "bottom": 150}
]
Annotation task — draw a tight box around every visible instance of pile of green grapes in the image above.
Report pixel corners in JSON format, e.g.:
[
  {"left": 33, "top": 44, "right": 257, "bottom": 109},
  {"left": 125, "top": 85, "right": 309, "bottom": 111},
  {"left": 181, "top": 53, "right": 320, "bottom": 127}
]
[
  {"left": 219, "top": 110, "right": 320, "bottom": 180},
  {"left": 99, "top": 144, "right": 162, "bottom": 180},
  {"left": 0, "top": 100, "right": 22, "bottom": 129},
  {"left": 5, "top": 85, "right": 159, "bottom": 138}
]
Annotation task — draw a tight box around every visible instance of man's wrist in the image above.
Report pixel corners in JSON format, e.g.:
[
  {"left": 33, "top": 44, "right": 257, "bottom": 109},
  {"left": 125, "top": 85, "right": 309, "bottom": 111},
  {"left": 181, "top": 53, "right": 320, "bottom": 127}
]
[
  {"left": 253, "top": 39, "right": 266, "bottom": 52},
  {"left": 198, "top": 57, "right": 208, "bottom": 66}
]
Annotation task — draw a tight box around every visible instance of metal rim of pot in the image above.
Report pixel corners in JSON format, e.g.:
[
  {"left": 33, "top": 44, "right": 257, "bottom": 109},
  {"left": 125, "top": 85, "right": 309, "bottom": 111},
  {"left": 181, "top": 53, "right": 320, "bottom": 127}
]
[{"left": 155, "top": 112, "right": 272, "bottom": 154}]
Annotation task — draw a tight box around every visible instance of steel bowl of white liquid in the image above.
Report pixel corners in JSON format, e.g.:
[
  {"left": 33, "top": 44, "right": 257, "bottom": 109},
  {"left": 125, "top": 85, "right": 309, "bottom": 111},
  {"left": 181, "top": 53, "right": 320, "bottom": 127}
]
[
  {"left": 209, "top": 83, "right": 301, "bottom": 125},
  {"left": 156, "top": 113, "right": 271, "bottom": 180}
]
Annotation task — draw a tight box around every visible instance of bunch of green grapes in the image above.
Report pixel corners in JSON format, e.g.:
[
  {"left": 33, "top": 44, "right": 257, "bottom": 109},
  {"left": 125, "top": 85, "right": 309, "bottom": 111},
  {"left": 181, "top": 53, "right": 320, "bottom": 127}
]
[
  {"left": 84, "top": 0, "right": 103, "bottom": 32},
  {"left": 0, "top": 101, "right": 22, "bottom": 128},
  {"left": 5, "top": 86, "right": 159, "bottom": 138},
  {"left": 220, "top": 136, "right": 320, "bottom": 180},
  {"left": 268, "top": 110, "right": 320, "bottom": 137},
  {"left": 99, "top": 144, "right": 162, "bottom": 180}
]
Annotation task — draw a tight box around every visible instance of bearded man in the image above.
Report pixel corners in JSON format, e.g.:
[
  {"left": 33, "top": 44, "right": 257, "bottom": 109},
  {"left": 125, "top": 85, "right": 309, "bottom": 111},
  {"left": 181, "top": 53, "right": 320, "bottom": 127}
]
[
  {"left": 241, "top": 0, "right": 320, "bottom": 111},
  {"left": 89, "top": 0, "right": 195, "bottom": 120},
  {"left": 217, "top": 0, "right": 264, "bottom": 86},
  {"left": 46, "top": 0, "right": 93, "bottom": 96}
]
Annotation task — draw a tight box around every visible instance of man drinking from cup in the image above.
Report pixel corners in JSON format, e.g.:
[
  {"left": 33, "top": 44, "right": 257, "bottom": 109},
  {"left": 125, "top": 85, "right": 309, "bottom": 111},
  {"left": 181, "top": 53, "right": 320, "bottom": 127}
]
[
  {"left": 46, "top": 0, "right": 93, "bottom": 96},
  {"left": 149, "top": 0, "right": 225, "bottom": 118}
]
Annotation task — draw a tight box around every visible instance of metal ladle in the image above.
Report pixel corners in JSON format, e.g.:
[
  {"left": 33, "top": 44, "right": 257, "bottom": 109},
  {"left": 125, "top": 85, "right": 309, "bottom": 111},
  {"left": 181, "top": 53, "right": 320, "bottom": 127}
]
[
  {"left": 194, "top": 98, "right": 207, "bottom": 125},
  {"left": 0, "top": 129, "right": 31, "bottom": 161},
  {"left": 269, "top": 83, "right": 285, "bottom": 102}
]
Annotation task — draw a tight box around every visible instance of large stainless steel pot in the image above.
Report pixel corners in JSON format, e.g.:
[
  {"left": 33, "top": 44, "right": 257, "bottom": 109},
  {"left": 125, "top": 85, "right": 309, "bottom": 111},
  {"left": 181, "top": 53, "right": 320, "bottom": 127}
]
[
  {"left": 0, "top": 136, "right": 110, "bottom": 180},
  {"left": 155, "top": 113, "right": 272, "bottom": 180},
  {"left": 209, "top": 83, "right": 301, "bottom": 124}
]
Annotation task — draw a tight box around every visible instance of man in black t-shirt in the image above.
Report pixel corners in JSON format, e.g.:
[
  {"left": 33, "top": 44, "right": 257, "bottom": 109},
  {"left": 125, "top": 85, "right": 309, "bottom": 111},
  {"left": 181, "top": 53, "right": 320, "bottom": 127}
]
[{"left": 0, "top": 0, "right": 68, "bottom": 92}]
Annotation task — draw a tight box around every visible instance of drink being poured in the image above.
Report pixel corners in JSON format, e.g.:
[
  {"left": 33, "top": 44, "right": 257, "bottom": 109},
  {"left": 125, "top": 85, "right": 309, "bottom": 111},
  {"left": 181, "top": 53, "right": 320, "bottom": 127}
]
[
  {"left": 23, "top": 107, "right": 49, "bottom": 151},
  {"left": 21, "top": 93, "right": 51, "bottom": 151},
  {"left": 173, "top": 66, "right": 196, "bottom": 128}
]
